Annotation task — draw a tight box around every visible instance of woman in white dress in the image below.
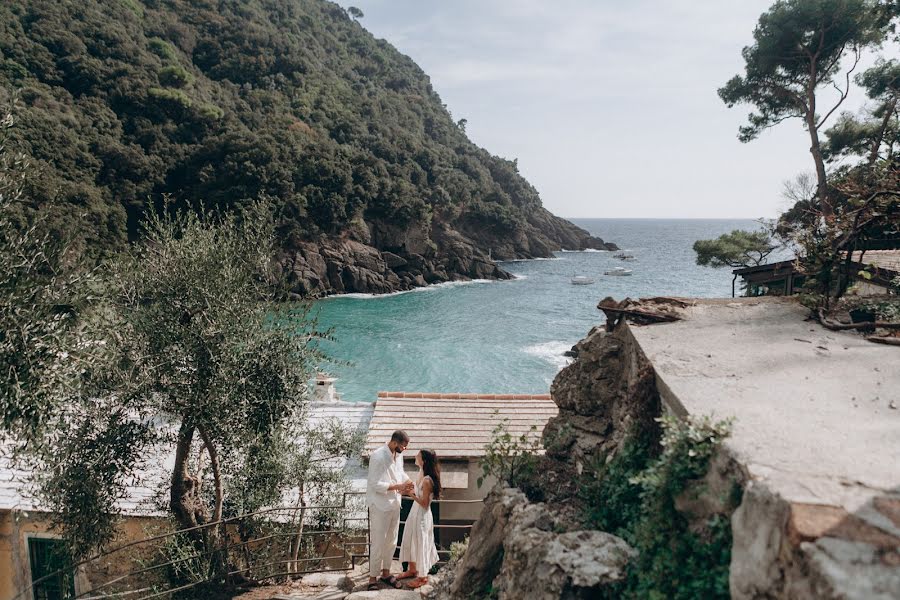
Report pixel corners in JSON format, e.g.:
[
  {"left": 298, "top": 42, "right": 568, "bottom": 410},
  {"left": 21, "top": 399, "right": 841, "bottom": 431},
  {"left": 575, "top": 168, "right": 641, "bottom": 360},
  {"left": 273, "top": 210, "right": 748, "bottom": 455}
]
[{"left": 398, "top": 449, "right": 441, "bottom": 589}]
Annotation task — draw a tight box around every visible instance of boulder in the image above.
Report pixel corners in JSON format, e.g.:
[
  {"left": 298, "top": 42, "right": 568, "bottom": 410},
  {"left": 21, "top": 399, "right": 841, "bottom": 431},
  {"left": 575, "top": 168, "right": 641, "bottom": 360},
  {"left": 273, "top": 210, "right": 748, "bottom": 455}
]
[
  {"left": 448, "top": 488, "right": 525, "bottom": 598},
  {"left": 445, "top": 488, "right": 635, "bottom": 600},
  {"left": 496, "top": 501, "right": 634, "bottom": 600},
  {"left": 381, "top": 251, "right": 408, "bottom": 269},
  {"left": 545, "top": 323, "right": 661, "bottom": 470}
]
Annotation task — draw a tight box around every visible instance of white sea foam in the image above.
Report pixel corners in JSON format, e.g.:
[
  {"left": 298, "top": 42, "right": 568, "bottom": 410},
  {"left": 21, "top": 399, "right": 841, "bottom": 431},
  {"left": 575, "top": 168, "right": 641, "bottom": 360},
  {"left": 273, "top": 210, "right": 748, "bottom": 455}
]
[
  {"left": 559, "top": 248, "right": 608, "bottom": 253},
  {"left": 524, "top": 340, "right": 574, "bottom": 370},
  {"left": 499, "top": 257, "right": 562, "bottom": 263},
  {"left": 326, "top": 278, "right": 493, "bottom": 300}
]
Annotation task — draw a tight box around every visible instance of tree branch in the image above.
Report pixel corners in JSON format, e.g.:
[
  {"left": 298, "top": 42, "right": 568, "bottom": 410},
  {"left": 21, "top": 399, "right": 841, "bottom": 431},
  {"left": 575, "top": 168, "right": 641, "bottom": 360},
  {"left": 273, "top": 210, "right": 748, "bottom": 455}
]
[
  {"left": 817, "top": 47, "right": 860, "bottom": 130},
  {"left": 197, "top": 424, "right": 224, "bottom": 528}
]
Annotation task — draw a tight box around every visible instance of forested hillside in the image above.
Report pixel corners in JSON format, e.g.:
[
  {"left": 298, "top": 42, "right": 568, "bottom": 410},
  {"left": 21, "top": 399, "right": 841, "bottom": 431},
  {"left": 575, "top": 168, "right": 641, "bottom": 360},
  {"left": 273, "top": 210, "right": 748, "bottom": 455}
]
[{"left": 0, "top": 0, "right": 614, "bottom": 295}]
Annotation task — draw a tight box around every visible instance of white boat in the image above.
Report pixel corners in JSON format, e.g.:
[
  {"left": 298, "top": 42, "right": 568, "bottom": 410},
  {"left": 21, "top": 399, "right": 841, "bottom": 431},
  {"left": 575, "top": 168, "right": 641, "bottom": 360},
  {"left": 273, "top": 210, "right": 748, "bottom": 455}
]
[
  {"left": 604, "top": 267, "right": 633, "bottom": 276},
  {"left": 570, "top": 276, "right": 595, "bottom": 285}
]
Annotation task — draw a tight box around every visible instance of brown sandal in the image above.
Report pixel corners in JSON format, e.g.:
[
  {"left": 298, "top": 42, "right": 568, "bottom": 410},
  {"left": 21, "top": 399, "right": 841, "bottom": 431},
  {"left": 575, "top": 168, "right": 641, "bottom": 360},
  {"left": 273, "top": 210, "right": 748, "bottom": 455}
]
[{"left": 408, "top": 577, "right": 429, "bottom": 589}]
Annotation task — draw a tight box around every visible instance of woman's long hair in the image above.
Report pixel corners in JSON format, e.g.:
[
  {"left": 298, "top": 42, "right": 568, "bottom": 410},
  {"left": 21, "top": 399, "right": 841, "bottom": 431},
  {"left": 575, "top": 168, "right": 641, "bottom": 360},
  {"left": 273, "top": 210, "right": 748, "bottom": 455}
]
[{"left": 420, "top": 449, "right": 442, "bottom": 499}]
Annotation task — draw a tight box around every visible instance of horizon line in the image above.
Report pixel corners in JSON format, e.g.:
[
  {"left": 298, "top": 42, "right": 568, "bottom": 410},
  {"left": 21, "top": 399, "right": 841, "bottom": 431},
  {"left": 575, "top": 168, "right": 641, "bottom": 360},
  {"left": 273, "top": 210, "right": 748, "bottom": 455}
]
[{"left": 563, "top": 216, "right": 770, "bottom": 220}]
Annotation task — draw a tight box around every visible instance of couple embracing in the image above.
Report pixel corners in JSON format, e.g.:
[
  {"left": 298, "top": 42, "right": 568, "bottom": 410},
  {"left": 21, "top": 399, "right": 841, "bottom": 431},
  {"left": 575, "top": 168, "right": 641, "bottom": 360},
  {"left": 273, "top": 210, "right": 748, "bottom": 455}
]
[{"left": 366, "top": 430, "right": 442, "bottom": 591}]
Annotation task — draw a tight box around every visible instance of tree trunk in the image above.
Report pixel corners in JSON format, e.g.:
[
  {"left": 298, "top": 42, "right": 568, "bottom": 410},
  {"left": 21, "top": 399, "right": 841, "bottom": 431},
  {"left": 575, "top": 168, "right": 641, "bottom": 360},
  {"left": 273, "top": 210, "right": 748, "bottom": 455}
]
[
  {"left": 805, "top": 108, "right": 833, "bottom": 218},
  {"left": 198, "top": 425, "right": 225, "bottom": 538},
  {"left": 804, "top": 63, "right": 833, "bottom": 219},
  {"left": 171, "top": 421, "right": 208, "bottom": 541},
  {"left": 289, "top": 484, "right": 307, "bottom": 577},
  {"left": 197, "top": 425, "right": 229, "bottom": 580},
  {"left": 868, "top": 96, "right": 898, "bottom": 166}
]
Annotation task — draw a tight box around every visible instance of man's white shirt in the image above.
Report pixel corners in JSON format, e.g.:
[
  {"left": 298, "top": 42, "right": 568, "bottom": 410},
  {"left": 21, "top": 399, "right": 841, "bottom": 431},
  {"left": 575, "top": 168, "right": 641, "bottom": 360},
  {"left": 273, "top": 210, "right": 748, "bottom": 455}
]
[{"left": 366, "top": 443, "right": 411, "bottom": 511}]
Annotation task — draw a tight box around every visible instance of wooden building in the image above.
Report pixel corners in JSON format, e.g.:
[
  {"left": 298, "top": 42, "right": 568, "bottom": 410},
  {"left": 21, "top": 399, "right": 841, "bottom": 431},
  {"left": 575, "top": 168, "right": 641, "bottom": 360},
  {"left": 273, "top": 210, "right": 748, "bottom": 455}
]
[
  {"left": 732, "top": 250, "right": 900, "bottom": 298},
  {"left": 364, "top": 391, "right": 558, "bottom": 546}
]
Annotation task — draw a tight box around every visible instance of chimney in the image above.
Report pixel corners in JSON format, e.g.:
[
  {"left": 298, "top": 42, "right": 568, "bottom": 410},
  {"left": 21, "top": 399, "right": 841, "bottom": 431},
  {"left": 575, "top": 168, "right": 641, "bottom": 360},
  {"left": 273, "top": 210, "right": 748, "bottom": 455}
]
[{"left": 313, "top": 373, "right": 338, "bottom": 402}]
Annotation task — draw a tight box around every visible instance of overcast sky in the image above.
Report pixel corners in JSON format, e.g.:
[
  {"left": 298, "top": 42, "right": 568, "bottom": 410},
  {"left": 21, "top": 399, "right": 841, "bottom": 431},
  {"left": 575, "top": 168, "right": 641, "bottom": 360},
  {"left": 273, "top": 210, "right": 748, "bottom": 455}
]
[{"left": 338, "top": 0, "right": 880, "bottom": 219}]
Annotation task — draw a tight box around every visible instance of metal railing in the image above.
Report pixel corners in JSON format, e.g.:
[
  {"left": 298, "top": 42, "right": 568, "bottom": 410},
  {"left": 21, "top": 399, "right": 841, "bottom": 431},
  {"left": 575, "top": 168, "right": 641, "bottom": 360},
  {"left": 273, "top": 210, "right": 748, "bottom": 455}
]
[
  {"left": 14, "top": 494, "right": 483, "bottom": 600},
  {"left": 15, "top": 493, "right": 369, "bottom": 600}
]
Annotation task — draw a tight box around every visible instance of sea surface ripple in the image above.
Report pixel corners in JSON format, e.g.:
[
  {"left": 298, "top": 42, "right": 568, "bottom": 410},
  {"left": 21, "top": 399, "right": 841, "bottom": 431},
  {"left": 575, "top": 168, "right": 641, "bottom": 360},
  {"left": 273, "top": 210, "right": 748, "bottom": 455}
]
[{"left": 311, "top": 219, "right": 759, "bottom": 402}]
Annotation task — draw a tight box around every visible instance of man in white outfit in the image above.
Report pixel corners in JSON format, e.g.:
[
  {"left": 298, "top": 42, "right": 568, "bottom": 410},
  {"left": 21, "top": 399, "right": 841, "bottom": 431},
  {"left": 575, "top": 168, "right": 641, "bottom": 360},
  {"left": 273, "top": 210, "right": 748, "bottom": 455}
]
[{"left": 367, "top": 430, "right": 414, "bottom": 589}]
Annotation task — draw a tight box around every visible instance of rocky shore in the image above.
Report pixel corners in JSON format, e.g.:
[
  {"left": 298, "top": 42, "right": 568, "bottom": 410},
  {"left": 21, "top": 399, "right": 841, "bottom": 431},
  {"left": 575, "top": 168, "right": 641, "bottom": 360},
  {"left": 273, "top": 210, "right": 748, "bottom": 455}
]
[{"left": 275, "top": 213, "right": 617, "bottom": 297}]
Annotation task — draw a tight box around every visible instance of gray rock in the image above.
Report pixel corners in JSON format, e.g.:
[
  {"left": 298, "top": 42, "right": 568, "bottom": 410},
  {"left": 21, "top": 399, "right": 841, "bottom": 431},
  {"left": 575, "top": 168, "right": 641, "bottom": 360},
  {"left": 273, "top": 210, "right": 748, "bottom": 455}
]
[
  {"left": 497, "top": 501, "right": 634, "bottom": 599},
  {"left": 302, "top": 572, "right": 353, "bottom": 588},
  {"left": 448, "top": 488, "right": 527, "bottom": 598},
  {"left": 381, "top": 251, "right": 407, "bottom": 269},
  {"left": 444, "top": 488, "right": 634, "bottom": 600}
]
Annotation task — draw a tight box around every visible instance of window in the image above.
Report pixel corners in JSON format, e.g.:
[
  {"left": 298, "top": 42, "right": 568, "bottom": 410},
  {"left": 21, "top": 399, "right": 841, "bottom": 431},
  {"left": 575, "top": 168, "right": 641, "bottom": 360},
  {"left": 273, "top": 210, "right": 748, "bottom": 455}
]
[{"left": 28, "top": 537, "right": 75, "bottom": 600}]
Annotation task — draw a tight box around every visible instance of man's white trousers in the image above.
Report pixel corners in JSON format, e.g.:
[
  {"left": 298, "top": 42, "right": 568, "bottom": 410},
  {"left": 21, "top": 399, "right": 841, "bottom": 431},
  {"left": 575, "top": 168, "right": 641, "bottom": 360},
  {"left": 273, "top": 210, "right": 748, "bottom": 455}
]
[{"left": 369, "top": 506, "right": 400, "bottom": 577}]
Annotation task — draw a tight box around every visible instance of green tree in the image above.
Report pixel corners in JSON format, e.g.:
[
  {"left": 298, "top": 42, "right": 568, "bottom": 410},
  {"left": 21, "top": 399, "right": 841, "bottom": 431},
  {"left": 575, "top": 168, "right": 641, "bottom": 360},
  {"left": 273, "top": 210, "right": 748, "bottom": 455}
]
[
  {"left": 719, "top": 0, "right": 885, "bottom": 216},
  {"left": 693, "top": 229, "right": 777, "bottom": 268},
  {"left": 347, "top": 6, "right": 364, "bottom": 20},
  {"left": 29, "top": 201, "right": 325, "bottom": 565},
  {"left": 823, "top": 59, "right": 900, "bottom": 165},
  {"left": 0, "top": 100, "right": 87, "bottom": 442}
]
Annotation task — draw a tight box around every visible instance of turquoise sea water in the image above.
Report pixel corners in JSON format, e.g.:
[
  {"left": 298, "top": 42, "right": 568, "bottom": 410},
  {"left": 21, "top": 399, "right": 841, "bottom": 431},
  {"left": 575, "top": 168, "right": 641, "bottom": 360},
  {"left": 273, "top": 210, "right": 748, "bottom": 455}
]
[{"left": 312, "top": 219, "right": 758, "bottom": 402}]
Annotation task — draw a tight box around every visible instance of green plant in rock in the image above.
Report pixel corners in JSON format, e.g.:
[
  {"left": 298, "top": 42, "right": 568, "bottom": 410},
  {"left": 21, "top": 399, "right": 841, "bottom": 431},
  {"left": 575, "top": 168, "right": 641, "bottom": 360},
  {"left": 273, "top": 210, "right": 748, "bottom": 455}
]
[
  {"left": 449, "top": 537, "right": 469, "bottom": 562},
  {"left": 477, "top": 419, "right": 541, "bottom": 490},
  {"left": 629, "top": 415, "right": 733, "bottom": 499},
  {"left": 580, "top": 429, "right": 656, "bottom": 538},
  {"left": 581, "top": 415, "right": 735, "bottom": 600}
]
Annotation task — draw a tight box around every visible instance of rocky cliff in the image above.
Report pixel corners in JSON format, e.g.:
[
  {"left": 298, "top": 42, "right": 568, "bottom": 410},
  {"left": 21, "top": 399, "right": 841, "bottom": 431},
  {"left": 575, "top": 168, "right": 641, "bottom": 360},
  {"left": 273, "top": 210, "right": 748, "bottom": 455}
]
[
  {"left": 275, "top": 213, "right": 614, "bottom": 297},
  {"left": 430, "top": 297, "right": 900, "bottom": 599}
]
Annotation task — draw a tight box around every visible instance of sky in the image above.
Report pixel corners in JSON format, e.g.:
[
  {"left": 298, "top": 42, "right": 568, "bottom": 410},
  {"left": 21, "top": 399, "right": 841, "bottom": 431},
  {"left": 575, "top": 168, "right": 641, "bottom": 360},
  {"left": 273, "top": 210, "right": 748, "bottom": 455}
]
[{"left": 337, "top": 1, "right": 884, "bottom": 219}]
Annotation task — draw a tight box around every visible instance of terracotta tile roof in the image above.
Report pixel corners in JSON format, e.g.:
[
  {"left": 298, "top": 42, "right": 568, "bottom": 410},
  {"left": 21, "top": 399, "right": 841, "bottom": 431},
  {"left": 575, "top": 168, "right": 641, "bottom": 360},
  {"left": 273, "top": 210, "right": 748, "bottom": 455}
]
[{"left": 364, "top": 392, "right": 558, "bottom": 459}]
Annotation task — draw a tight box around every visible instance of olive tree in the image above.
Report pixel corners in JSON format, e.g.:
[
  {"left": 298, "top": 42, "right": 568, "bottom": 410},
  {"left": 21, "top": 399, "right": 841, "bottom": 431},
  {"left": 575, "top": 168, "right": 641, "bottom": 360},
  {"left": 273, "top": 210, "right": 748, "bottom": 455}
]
[
  {"left": 30, "top": 201, "right": 328, "bottom": 566},
  {"left": 0, "top": 100, "right": 88, "bottom": 442}
]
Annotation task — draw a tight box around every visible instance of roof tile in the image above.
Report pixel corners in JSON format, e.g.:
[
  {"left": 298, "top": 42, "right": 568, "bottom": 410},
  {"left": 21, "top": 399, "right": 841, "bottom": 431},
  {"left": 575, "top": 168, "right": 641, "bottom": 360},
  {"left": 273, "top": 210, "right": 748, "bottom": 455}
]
[{"left": 365, "top": 392, "right": 558, "bottom": 458}]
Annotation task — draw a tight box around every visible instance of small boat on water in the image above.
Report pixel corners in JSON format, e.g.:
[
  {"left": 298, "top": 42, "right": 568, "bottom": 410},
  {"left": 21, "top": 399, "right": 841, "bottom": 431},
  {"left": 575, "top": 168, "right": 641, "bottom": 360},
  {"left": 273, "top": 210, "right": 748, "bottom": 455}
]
[
  {"left": 571, "top": 275, "right": 595, "bottom": 285},
  {"left": 604, "top": 267, "right": 633, "bottom": 276},
  {"left": 613, "top": 252, "right": 635, "bottom": 260}
]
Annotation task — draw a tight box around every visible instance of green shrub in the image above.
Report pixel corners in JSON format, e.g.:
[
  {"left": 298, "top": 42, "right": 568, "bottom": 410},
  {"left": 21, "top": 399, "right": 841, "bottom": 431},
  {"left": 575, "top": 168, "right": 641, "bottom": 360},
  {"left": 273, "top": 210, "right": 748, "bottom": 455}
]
[
  {"left": 581, "top": 415, "right": 735, "bottom": 600},
  {"left": 158, "top": 65, "right": 194, "bottom": 88},
  {"left": 581, "top": 429, "right": 656, "bottom": 538},
  {"left": 119, "top": 0, "right": 143, "bottom": 17},
  {"left": 148, "top": 87, "right": 192, "bottom": 109},
  {"left": 197, "top": 103, "right": 225, "bottom": 120},
  {"left": 478, "top": 418, "right": 540, "bottom": 490},
  {"left": 149, "top": 37, "right": 176, "bottom": 60}
]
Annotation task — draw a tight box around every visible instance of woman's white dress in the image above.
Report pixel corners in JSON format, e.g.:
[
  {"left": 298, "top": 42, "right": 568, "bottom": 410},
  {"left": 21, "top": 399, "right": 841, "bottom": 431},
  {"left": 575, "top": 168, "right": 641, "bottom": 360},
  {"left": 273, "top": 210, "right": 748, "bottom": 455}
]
[{"left": 399, "top": 476, "right": 439, "bottom": 573}]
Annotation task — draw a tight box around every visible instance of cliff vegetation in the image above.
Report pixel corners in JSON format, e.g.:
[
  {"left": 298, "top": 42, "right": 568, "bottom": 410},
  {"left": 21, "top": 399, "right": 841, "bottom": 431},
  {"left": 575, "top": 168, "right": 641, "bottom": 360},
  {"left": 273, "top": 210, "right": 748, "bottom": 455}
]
[{"left": 0, "top": 0, "right": 614, "bottom": 295}]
